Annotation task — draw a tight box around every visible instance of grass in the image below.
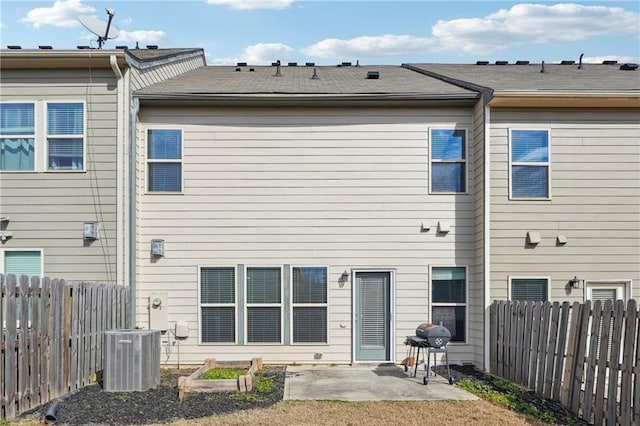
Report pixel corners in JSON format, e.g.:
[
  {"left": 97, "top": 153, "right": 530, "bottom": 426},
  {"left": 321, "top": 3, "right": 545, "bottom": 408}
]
[
  {"left": 251, "top": 373, "right": 275, "bottom": 393},
  {"left": 198, "top": 367, "right": 248, "bottom": 380},
  {"left": 456, "top": 376, "right": 557, "bottom": 423}
]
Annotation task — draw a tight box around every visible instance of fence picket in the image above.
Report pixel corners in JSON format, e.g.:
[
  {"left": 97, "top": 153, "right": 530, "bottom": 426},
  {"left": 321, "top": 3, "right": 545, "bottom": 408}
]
[
  {"left": 583, "top": 300, "right": 603, "bottom": 423},
  {"left": 1, "top": 275, "right": 128, "bottom": 421},
  {"left": 570, "top": 301, "right": 590, "bottom": 413},
  {"left": 606, "top": 300, "right": 624, "bottom": 425},
  {"left": 540, "top": 301, "right": 553, "bottom": 396},
  {"left": 527, "top": 302, "right": 541, "bottom": 389},
  {"left": 620, "top": 299, "right": 637, "bottom": 426}
]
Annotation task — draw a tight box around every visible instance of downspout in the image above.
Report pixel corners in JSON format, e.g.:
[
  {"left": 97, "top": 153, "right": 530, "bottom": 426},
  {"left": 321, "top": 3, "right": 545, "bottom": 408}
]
[
  {"left": 109, "top": 55, "right": 125, "bottom": 287},
  {"left": 483, "top": 103, "right": 491, "bottom": 373},
  {"left": 129, "top": 97, "right": 139, "bottom": 328}
]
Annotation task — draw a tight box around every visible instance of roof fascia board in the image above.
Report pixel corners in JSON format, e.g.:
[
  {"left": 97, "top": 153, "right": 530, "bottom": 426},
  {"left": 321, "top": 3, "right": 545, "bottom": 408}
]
[
  {"left": 489, "top": 92, "right": 640, "bottom": 108},
  {"left": 0, "top": 50, "right": 127, "bottom": 69}
]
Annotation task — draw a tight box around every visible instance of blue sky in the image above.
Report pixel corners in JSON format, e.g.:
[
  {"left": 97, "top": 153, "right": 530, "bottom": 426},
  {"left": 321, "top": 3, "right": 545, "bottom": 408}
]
[{"left": 1, "top": 0, "right": 639, "bottom": 65}]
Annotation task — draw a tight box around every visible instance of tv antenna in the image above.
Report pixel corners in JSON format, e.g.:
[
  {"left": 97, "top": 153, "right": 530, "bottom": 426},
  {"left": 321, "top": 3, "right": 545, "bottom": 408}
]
[{"left": 78, "top": 8, "right": 119, "bottom": 49}]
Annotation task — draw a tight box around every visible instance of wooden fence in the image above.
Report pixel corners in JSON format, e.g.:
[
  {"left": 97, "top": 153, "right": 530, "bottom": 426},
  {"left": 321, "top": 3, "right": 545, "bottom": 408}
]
[
  {"left": 490, "top": 299, "right": 639, "bottom": 425},
  {"left": 1, "top": 273, "right": 129, "bottom": 420}
]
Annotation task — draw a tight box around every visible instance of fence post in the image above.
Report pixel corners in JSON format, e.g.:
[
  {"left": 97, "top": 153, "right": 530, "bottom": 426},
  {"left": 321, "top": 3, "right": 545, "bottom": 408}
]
[{"left": 4, "top": 274, "right": 17, "bottom": 419}]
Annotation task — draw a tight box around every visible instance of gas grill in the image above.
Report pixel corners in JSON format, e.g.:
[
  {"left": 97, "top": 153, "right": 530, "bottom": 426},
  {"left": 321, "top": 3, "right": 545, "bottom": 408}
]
[{"left": 404, "top": 323, "right": 453, "bottom": 385}]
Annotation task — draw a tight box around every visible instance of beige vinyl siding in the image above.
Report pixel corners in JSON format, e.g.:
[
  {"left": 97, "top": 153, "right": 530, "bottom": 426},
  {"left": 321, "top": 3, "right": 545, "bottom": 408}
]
[
  {"left": 489, "top": 108, "right": 640, "bottom": 302},
  {"left": 130, "top": 55, "right": 205, "bottom": 91},
  {"left": 137, "top": 107, "right": 478, "bottom": 365},
  {"left": 0, "top": 68, "right": 119, "bottom": 282}
]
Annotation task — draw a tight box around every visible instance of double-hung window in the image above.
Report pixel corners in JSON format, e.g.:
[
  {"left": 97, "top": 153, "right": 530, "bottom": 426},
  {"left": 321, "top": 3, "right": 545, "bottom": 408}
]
[
  {"left": 246, "top": 267, "right": 282, "bottom": 343},
  {"left": 431, "top": 266, "right": 466, "bottom": 342},
  {"left": 200, "top": 267, "right": 236, "bottom": 343},
  {"left": 430, "top": 129, "right": 466, "bottom": 193},
  {"left": 1, "top": 103, "right": 36, "bottom": 171},
  {"left": 510, "top": 277, "right": 548, "bottom": 301},
  {"left": 292, "top": 267, "right": 328, "bottom": 343},
  {"left": 47, "top": 102, "right": 85, "bottom": 171},
  {"left": 510, "top": 130, "right": 550, "bottom": 199},
  {"left": 147, "top": 129, "right": 182, "bottom": 192}
]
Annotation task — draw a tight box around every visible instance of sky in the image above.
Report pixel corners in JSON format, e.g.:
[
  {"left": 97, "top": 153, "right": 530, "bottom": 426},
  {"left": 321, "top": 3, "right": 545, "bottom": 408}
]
[{"left": 1, "top": 0, "right": 639, "bottom": 66}]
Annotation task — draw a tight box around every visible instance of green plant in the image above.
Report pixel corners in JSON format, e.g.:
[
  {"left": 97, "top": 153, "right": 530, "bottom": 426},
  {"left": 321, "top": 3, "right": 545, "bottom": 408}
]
[
  {"left": 0, "top": 418, "right": 11, "bottom": 426},
  {"left": 198, "top": 367, "right": 247, "bottom": 380},
  {"left": 231, "top": 392, "right": 258, "bottom": 402},
  {"left": 115, "top": 393, "right": 128, "bottom": 402},
  {"left": 252, "top": 373, "right": 275, "bottom": 393},
  {"left": 456, "top": 378, "right": 556, "bottom": 424}
]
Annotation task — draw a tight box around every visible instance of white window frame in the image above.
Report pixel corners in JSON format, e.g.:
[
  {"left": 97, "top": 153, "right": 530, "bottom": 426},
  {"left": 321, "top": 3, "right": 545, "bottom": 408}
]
[
  {"left": 585, "top": 280, "right": 631, "bottom": 302},
  {"left": 290, "top": 266, "right": 329, "bottom": 345},
  {"left": 197, "top": 265, "right": 237, "bottom": 345},
  {"left": 45, "top": 101, "right": 86, "bottom": 172},
  {"left": 245, "top": 266, "right": 283, "bottom": 345},
  {"left": 145, "top": 128, "right": 184, "bottom": 194},
  {"left": 508, "top": 128, "right": 551, "bottom": 200},
  {"left": 429, "top": 127, "right": 468, "bottom": 194},
  {"left": 508, "top": 276, "right": 551, "bottom": 301},
  {"left": 429, "top": 265, "right": 468, "bottom": 344},
  {"left": 0, "top": 101, "right": 37, "bottom": 173}
]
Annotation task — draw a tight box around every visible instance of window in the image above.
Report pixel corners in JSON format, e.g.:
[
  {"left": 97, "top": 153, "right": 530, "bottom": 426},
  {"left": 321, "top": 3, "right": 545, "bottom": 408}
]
[
  {"left": 200, "top": 267, "right": 236, "bottom": 343},
  {"left": 147, "top": 129, "right": 182, "bottom": 192},
  {"left": 292, "top": 267, "right": 327, "bottom": 343},
  {"left": 431, "top": 266, "right": 466, "bottom": 342},
  {"left": 2, "top": 250, "right": 42, "bottom": 327},
  {"left": 510, "top": 130, "right": 549, "bottom": 198},
  {"left": 47, "top": 103, "right": 84, "bottom": 171},
  {"left": 430, "top": 129, "right": 466, "bottom": 193},
  {"left": 1, "top": 103, "right": 35, "bottom": 171},
  {"left": 246, "top": 267, "right": 281, "bottom": 343},
  {"left": 510, "top": 278, "right": 548, "bottom": 301}
]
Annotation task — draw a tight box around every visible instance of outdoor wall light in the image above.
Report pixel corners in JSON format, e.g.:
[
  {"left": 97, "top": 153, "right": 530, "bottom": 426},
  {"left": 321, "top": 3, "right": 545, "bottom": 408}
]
[
  {"left": 151, "top": 239, "right": 165, "bottom": 257},
  {"left": 341, "top": 270, "right": 349, "bottom": 281},
  {"left": 569, "top": 276, "right": 582, "bottom": 289}
]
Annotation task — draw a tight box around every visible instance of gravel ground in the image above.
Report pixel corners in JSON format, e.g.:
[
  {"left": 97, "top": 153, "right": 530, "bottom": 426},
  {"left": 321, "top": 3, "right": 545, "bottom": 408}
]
[{"left": 17, "top": 364, "right": 587, "bottom": 425}]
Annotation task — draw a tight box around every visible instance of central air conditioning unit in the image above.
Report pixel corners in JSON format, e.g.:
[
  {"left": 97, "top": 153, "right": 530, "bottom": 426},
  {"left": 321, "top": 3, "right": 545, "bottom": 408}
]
[{"left": 103, "top": 329, "right": 161, "bottom": 392}]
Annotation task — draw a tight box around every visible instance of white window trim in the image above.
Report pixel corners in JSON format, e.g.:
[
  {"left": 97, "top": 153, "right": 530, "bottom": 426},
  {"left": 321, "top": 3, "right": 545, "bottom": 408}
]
[
  {"left": 0, "top": 248, "right": 44, "bottom": 277},
  {"left": 45, "top": 101, "right": 87, "bottom": 173},
  {"left": 508, "top": 128, "right": 551, "bottom": 200},
  {"left": 0, "top": 101, "right": 37, "bottom": 173},
  {"left": 145, "top": 127, "right": 184, "bottom": 194},
  {"left": 197, "top": 265, "right": 238, "bottom": 345},
  {"left": 428, "top": 127, "right": 469, "bottom": 195},
  {"left": 584, "top": 279, "right": 632, "bottom": 302},
  {"left": 429, "top": 265, "right": 468, "bottom": 345},
  {"left": 290, "top": 265, "right": 329, "bottom": 345},
  {"left": 508, "top": 276, "right": 551, "bottom": 301},
  {"left": 245, "top": 266, "right": 283, "bottom": 345}
]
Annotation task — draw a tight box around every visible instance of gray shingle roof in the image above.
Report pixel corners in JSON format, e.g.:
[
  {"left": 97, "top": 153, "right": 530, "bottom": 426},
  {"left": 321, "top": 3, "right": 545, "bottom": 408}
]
[
  {"left": 405, "top": 63, "right": 640, "bottom": 92},
  {"left": 125, "top": 48, "right": 204, "bottom": 63},
  {"left": 135, "top": 65, "right": 475, "bottom": 97}
]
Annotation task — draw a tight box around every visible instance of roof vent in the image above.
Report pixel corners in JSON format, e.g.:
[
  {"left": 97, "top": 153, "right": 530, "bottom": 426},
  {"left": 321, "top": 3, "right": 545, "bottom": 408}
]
[
  {"left": 311, "top": 68, "right": 319, "bottom": 80},
  {"left": 342, "top": 62, "right": 352, "bottom": 66},
  {"left": 7, "top": 45, "right": 22, "bottom": 49},
  {"left": 366, "top": 71, "right": 379, "bottom": 79},
  {"left": 249, "top": 68, "right": 255, "bottom": 72},
  {"left": 271, "top": 62, "right": 279, "bottom": 66},
  {"left": 619, "top": 63, "right": 638, "bottom": 71},
  {"left": 235, "top": 68, "right": 241, "bottom": 72},
  {"left": 39, "top": 45, "right": 53, "bottom": 49},
  {"left": 515, "top": 60, "right": 529, "bottom": 65},
  {"left": 305, "top": 62, "right": 315, "bottom": 67},
  {"left": 77, "top": 45, "right": 91, "bottom": 49},
  {"left": 237, "top": 62, "right": 247, "bottom": 66},
  {"left": 495, "top": 60, "right": 508, "bottom": 65},
  {"left": 115, "top": 45, "right": 128, "bottom": 50},
  {"left": 602, "top": 60, "right": 618, "bottom": 65},
  {"left": 560, "top": 60, "right": 575, "bottom": 65},
  {"left": 476, "top": 61, "right": 489, "bottom": 65},
  {"left": 288, "top": 62, "right": 297, "bottom": 66},
  {"left": 146, "top": 45, "right": 158, "bottom": 49}
]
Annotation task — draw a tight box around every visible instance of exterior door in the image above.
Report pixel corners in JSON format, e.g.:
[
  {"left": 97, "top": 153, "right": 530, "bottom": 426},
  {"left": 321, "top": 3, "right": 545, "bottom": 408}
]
[{"left": 354, "top": 271, "right": 391, "bottom": 362}]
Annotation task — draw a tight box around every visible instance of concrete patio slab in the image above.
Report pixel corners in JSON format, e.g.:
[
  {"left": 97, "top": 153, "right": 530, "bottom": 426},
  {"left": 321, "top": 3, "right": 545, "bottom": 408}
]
[{"left": 283, "top": 364, "right": 479, "bottom": 401}]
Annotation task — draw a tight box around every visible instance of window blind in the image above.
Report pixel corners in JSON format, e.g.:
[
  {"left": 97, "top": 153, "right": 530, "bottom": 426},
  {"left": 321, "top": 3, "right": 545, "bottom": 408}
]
[
  {"left": 247, "top": 268, "right": 281, "bottom": 304},
  {"left": 200, "top": 267, "right": 235, "bottom": 304},
  {"left": 1, "top": 103, "right": 34, "bottom": 135},
  {"left": 201, "top": 307, "right": 235, "bottom": 343},
  {"left": 293, "top": 267, "right": 327, "bottom": 303},
  {"left": 247, "top": 307, "right": 281, "bottom": 343},
  {"left": 148, "top": 129, "right": 181, "bottom": 159},
  {"left": 431, "top": 129, "right": 465, "bottom": 160},
  {"left": 511, "top": 130, "right": 548, "bottom": 162},
  {"left": 47, "top": 103, "right": 83, "bottom": 135},
  {"left": 511, "top": 278, "right": 548, "bottom": 301}
]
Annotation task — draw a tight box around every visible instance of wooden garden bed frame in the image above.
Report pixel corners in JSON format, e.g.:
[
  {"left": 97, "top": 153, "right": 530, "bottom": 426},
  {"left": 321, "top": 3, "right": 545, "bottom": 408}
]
[{"left": 178, "top": 357, "right": 263, "bottom": 400}]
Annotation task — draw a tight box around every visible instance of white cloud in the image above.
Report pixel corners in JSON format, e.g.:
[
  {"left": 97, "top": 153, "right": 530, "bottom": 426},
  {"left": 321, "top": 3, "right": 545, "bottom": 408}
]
[
  {"left": 302, "top": 3, "right": 640, "bottom": 59},
  {"left": 302, "top": 35, "right": 435, "bottom": 58},
  {"left": 121, "top": 16, "right": 133, "bottom": 25},
  {"left": 206, "top": 0, "right": 293, "bottom": 10},
  {"left": 21, "top": 0, "right": 95, "bottom": 29},
  {"left": 116, "top": 30, "right": 166, "bottom": 44},
  {"left": 209, "top": 42, "right": 294, "bottom": 65},
  {"left": 432, "top": 3, "right": 640, "bottom": 54}
]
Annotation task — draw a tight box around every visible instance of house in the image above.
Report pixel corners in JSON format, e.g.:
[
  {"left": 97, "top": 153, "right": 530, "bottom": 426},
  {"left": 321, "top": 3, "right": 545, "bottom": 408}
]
[
  {"left": 133, "top": 60, "right": 639, "bottom": 369},
  {"left": 0, "top": 47, "right": 205, "bottom": 306}
]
